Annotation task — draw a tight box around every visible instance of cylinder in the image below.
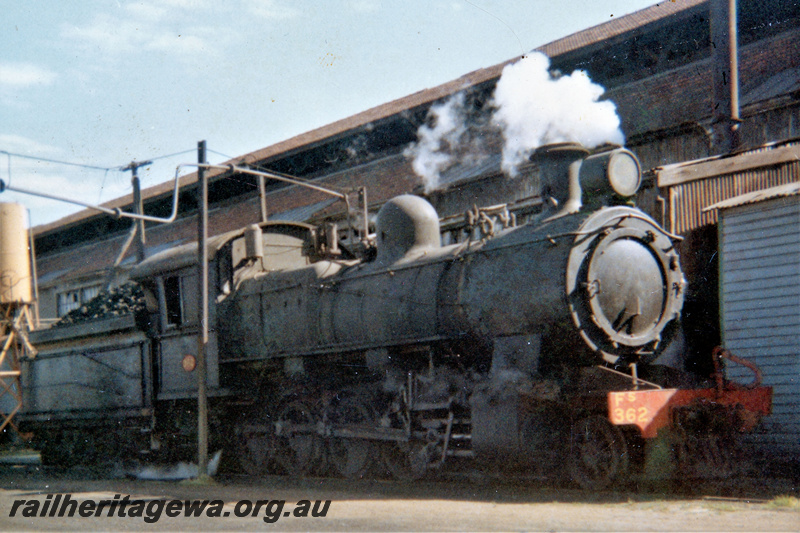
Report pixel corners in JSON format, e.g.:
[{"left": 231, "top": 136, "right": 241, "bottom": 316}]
[{"left": 0, "top": 203, "right": 33, "bottom": 304}]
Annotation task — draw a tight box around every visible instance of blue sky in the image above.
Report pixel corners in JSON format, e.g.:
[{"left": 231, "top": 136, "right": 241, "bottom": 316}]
[{"left": 1, "top": 0, "right": 660, "bottom": 227}]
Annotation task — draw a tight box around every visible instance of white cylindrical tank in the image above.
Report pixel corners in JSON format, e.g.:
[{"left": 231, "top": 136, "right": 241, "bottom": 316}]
[{"left": 0, "top": 203, "right": 33, "bottom": 304}]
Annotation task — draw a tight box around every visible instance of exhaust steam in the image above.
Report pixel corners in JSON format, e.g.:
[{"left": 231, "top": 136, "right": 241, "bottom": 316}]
[{"left": 407, "top": 52, "right": 625, "bottom": 190}]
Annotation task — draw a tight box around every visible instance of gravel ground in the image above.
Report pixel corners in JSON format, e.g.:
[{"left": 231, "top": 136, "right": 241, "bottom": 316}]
[{"left": 0, "top": 460, "right": 797, "bottom": 532}]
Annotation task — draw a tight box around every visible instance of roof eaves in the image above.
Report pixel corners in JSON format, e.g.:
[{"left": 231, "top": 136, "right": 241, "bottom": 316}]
[
  {"left": 656, "top": 142, "right": 800, "bottom": 187},
  {"left": 33, "top": 0, "right": 707, "bottom": 236},
  {"left": 704, "top": 181, "right": 800, "bottom": 211},
  {"left": 536, "top": 0, "right": 707, "bottom": 58}
]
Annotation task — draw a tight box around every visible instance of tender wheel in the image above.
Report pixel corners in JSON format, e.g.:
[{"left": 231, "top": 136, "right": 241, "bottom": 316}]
[
  {"left": 326, "top": 394, "right": 377, "bottom": 479},
  {"left": 380, "top": 441, "right": 430, "bottom": 481},
  {"left": 39, "top": 430, "right": 85, "bottom": 468},
  {"left": 568, "top": 415, "right": 629, "bottom": 490},
  {"left": 274, "top": 399, "right": 324, "bottom": 476},
  {"left": 39, "top": 436, "right": 75, "bottom": 468}
]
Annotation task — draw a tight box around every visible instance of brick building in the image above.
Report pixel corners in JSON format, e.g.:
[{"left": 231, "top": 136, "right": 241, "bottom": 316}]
[{"left": 31, "top": 0, "right": 800, "bottom": 323}]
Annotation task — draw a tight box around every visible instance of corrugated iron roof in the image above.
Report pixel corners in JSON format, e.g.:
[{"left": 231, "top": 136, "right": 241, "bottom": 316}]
[
  {"left": 270, "top": 197, "right": 339, "bottom": 222},
  {"left": 32, "top": 0, "right": 708, "bottom": 237},
  {"left": 438, "top": 153, "right": 503, "bottom": 187},
  {"left": 704, "top": 181, "right": 800, "bottom": 211},
  {"left": 741, "top": 67, "right": 800, "bottom": 107},
  {"left": 610, "top": 27, "right": 800, "bottom": 137},
  {"left": 655, "top": 141, "right": 800, "bottom": 187},
  {"left": 538, "top": 0, "right": 706, "bottom": 58}
]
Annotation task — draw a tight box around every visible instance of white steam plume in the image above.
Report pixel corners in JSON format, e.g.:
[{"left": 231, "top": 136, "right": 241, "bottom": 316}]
[
  {"left": 404, "top": 92, "right": 470, "bottom": 192},
  {"left": 491, "top": 52, "right": 624, "bottom": 175},
  {"left": 406, "top": 51, "right": 625, "bottom": 186}
]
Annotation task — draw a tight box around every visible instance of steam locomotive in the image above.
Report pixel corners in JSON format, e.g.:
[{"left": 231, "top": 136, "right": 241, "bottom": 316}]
[{"left": 19, "top": 144, "right": 771, "bottom": 489}]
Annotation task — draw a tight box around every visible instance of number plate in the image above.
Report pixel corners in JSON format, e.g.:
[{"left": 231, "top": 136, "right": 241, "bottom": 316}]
[{"left": 607, "top": 389, "right": 677, "bottom": 438}]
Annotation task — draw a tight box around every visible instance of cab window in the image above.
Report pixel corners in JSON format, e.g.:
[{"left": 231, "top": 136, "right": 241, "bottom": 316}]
[{"left": 162, "top": 272, "right": 198, "bottom": 328}]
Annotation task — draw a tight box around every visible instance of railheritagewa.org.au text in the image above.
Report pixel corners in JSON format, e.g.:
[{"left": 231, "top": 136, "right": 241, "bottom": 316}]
[{"left": 9, "top": 494, "right": 331, "bottom": 524}]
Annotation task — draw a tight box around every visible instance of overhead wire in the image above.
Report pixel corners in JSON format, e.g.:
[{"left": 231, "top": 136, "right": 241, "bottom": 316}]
[
  {"left": 0, "top": 146, "right": 219, "bottom": 224},
  {"left": 147, "top": 148, "right": 197, "bottom": 162},
  {"left": 0, "top": 147, "right": 209, "bottom": 190},
  {"left": 203, "top": 149, "right": 260, "bottom": 190},
  {"left": 207, "top": 149, "right": 233, "bottom": 160},
  {"left": 0, "top": 150, "right": 120, "bottom": 173},
  {"left": 0, "top": 150, "right": 120, "bottom": 188},
  {"left": 0, "top": 145, "right": 329, "bottom": 224},
  {"left": 96, "top": 149, "right": 197, "bottom": 201},
  {"left": 97, "top": 168, "right": 113, "bottom": 204},
  {"left": 208, "top": 149, "right": 261, "bottom": 189}
]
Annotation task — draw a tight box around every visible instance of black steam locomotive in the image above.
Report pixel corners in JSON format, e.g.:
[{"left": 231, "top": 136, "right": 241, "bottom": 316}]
[{"left": 19, "top": 145, "right": 770, "bottom": 489}]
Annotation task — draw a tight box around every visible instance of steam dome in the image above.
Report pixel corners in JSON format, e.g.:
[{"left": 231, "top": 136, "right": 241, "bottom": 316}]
[{"left": 375, "top": 195, "right": 440, "bottom": 265}]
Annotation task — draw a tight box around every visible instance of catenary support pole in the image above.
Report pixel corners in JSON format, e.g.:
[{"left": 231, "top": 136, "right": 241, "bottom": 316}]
[
  {"left": 132, "top": 169, "right": 146, "bottom": 263},
  {"left": 121, "top": 160, "right": 152, "bottom": 263},
  {"left": 258, "top": 174, "right": 268, "bottom": 223},
  {"left": 196, "top": 140, "right": 209, "bottom": 478}
]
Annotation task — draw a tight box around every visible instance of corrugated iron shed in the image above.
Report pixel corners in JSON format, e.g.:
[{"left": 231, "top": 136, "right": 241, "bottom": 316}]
[
  {"left": 717, "top": 186, "right": 800, "bottom": 456},
  {"left": 705, "top": 181, "right": 800, "bottom": 211},
  {"left": 654, "top": 142, "right": 800, "bottom": 234}
]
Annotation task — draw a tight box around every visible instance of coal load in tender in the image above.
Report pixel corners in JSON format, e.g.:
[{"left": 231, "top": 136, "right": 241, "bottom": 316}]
[{"left": 54, "top": 282, "right": 146, "bottom": 327}]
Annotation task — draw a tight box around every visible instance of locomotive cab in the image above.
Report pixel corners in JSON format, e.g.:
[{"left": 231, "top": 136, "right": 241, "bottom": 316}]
[
  {"left": 130, "top": 232, "right": 234, "bottom": 399},
  {"left": 130, "top": 221, "right": 327, "bottom": 400}
]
